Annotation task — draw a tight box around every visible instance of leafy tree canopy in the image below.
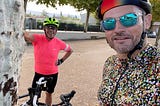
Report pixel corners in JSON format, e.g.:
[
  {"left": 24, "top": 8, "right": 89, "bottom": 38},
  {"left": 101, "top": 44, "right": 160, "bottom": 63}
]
[
  {"left": 28, "top": 0, "right": 160, "bottom": 22},
  {"left": 28, "top": 0, "right": 99, "bottom": 13},
  {"left": 150, "top": 0, "right": 160, "bottom": 21}
]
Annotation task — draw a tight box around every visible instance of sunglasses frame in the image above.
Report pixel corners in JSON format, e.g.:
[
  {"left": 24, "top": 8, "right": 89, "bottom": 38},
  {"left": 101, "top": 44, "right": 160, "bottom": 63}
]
[{"left": 101, "top": 13, "right": 142, "bottom": 31}]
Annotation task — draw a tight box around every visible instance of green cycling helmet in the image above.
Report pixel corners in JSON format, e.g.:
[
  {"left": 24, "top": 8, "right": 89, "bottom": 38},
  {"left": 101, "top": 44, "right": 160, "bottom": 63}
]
[{"left": 43, "top": 17, "right": 59, "bottom": 27}]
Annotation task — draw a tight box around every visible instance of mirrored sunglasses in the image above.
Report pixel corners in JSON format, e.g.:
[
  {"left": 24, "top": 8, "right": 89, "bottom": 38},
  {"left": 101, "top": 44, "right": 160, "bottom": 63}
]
[{"left": 101, "top": 13, "right": 141, "bottom": 31}]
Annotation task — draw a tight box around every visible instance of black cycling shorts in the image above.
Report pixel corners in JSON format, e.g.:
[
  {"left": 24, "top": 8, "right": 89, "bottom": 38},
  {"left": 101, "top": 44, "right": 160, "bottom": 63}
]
[{"left": 32, "top": 72, "right": 58, "bottom": 94}]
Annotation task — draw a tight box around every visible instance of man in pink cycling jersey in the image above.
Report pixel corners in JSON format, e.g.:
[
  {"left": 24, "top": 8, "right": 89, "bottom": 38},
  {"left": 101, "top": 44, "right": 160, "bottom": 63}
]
[{"left": 24, "top": 17, "right": 73, "bottom": 106}]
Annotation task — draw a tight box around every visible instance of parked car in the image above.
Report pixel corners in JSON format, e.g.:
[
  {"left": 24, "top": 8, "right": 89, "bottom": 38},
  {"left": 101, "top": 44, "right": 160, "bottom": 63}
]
[{"left": 147, "top": 31, "right": 157, "bottom": 38}]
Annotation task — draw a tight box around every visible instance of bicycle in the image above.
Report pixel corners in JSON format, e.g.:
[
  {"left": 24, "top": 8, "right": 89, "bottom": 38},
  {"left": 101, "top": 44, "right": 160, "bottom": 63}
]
[{"left": 18, "top": 77, "right": 76, "bottom": 106}]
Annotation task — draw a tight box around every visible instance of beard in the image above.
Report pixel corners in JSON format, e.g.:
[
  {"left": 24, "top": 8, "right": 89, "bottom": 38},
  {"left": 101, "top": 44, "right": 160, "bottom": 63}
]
[
  {"left": 106, "top": 32, "right": 140, "bottom": 54},
  {"left": 113, "top": 43, "right": 135, "bottom": 53}
]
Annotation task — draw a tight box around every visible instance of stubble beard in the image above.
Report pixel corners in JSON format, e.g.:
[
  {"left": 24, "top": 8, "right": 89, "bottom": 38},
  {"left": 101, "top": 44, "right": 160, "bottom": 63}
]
[
  {"left": 113, "top": 42, "right": 135, "bottom": 54},
  {"left": 106, "top": 34, "right": 140, "bottom": 54}
]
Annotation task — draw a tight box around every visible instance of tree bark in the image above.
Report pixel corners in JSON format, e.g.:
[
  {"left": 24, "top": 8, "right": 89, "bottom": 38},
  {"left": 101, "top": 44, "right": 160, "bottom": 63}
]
[
  {"left": 155, "top": 27, "right": 160, "bottom": 48},
  {"left": 24, "top": 0, "right": 28, "bottom": 12},
  {"left": 0, "top": 0, "right": 25, "bottom": 105},
  {"left": 84, "top": 10, "right": 90, "bottom": 33}
]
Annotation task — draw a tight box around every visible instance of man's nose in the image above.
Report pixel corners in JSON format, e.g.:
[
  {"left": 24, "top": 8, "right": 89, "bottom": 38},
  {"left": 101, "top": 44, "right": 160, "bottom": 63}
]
[{"left": 115, "top": 20, "right": 125, "bottom": 30}]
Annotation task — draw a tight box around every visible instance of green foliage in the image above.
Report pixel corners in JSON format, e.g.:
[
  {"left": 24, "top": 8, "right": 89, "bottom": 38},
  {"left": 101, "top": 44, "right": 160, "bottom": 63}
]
[
  {"left": 150, "top": 0, "right": 160, "bottom": 21},
  {"left": 34, "top": 0, "right": 58, "bottom": 7},
  {"left": 65, "top": 0, "right": 99, "bottom": 13},
  {"left": 65, "top": 0, "right": 99, "bottom": 32},
  {"left": 29, "top": 0, "right": 100, "bottom": 32},
  {"left": 30, "top": 0, "right": 99, "bottom": 14},
  {"left": 150, "top": 0, "right": 160, "bottom": 46}
]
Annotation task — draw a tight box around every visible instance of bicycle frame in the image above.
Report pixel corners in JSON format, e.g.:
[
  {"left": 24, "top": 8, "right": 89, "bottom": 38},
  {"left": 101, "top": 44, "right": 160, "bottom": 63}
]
[{"left": 33, "top": 77, "right": 47, "bottom": 106}]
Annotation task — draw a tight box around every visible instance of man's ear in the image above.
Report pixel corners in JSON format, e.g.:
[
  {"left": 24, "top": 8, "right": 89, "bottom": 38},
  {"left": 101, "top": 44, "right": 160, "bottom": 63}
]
[{"left": 144, "top": 14, "right": 152, "bottom": 29}]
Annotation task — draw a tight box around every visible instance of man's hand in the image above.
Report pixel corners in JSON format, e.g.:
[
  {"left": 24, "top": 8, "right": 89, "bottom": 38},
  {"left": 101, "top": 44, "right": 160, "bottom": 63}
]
[
  {"left": 23, "top": 30, "right": 34, "bottom": 42},
  {"left": 56, "top": 59, "right": 64, "bottom": 66}
]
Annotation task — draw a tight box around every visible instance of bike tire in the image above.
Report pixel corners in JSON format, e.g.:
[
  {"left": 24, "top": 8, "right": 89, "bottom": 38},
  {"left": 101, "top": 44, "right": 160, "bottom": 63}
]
[
  {"left": 38, "top": 102, "right": 49, "bottom": 106},
  {"left": 52, "top": 103, "right": 72, "bottom": 106},
  {"left": 20, "top": 102, "right": 48, "bottom": 106}
]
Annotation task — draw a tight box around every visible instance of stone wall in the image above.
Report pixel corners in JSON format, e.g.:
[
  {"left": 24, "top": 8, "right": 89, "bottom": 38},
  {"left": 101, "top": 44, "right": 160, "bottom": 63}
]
[{"left": 0, "top": 0, "right": 25, "bottom": 105}]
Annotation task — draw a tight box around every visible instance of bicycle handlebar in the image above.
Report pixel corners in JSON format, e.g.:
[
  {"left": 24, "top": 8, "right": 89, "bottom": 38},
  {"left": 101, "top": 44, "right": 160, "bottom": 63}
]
[
  {"left": 60, "top": 90, "right": 76, "bottom": 105},
  {"left": 18, "top": 94, "right": 29, "bottom": 99},
  {"left": 60, "top": 90, "right": 76, "bottom": 102}
]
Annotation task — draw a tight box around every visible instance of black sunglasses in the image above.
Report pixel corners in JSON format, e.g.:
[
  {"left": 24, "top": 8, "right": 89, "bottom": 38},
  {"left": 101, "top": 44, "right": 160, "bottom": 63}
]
[{"left": 45, "top": 25, "right": 57, "bottom": 30}]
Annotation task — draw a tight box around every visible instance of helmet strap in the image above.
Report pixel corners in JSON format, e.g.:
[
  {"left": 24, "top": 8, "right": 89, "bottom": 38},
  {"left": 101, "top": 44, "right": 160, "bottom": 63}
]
[{"left": 127, "top": 32, "right": 146, "bottom": 58}]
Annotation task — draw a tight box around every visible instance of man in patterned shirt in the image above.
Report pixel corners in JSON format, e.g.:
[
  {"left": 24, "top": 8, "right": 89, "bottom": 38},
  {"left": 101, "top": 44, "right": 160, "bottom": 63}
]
[{"left": 96, "top": 0, "right": 159, "bottom": 105}]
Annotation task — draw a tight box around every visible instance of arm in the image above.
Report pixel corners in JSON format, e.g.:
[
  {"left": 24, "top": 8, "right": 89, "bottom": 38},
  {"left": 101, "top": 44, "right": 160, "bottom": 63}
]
[
  {"left": 61, "top": 48, "right": 73, "bottom": 62},
  {"left": 56, "top": 48, "right": 73, "bottom": 66},
  {"left": 23, "top": 31, "right": 34, "bottom": 42}
]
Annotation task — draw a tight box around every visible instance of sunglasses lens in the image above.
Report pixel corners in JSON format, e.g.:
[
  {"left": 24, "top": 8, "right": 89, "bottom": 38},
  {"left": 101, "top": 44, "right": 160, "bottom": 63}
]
[
  {"left": 102, "top": 18, "right": 116, "bottom": 30},
  {"left": 120, "top": 13, "right": 138, "bottom": 27},
  {"left": 46, "top": 25, "right": 56, "bottom": 30}
]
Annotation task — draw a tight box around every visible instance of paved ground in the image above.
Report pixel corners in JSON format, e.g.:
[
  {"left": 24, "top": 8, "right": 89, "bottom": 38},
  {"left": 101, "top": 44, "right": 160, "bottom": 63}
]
[{"left": 18, "top": 33, "right": 156, "bottom": 106}]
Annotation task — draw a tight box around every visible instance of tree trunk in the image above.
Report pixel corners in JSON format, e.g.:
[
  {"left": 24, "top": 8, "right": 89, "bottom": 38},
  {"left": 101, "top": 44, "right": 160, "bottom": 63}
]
[
  {"left": 155, "top": 26, "right": 160, "bottom": 48},
  {"left": 0, "top": 0, "right": 25, "bottom": 105},
  {"left": 84, "top": 10, "right": 90, "bottom": 33},
  {"left": 24, "top": 0, "right": 28, "bottom": 12}
]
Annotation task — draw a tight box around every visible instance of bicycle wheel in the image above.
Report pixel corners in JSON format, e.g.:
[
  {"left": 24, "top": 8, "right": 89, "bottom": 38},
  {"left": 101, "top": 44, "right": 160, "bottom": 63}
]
[
  {"left": 62, "top": 103, "right": 72, "bottom": 106},
  {"left": 52, "top": 103, "right": 72, "bottom": 106}
]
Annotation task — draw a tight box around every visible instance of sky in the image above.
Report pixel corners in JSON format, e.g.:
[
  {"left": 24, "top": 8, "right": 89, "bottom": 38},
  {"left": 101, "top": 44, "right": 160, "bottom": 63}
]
[{"left": 26, "top": 1, "right": 86, "bottom": 17}]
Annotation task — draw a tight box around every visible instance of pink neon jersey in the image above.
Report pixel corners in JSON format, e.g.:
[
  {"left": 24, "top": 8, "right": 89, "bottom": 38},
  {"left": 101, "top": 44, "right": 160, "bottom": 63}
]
[{"left": 32, "top": 34, "right": 71, "bottom": 75}]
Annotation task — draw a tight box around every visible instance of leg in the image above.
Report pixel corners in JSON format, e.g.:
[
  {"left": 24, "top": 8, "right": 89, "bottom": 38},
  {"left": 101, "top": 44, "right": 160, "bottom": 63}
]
[
  {"left": 45, "top": 92, "right": 52, "bottom": 106},
  {"left": 45, "top": 73, "right": 58, "bottom": 106}
]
